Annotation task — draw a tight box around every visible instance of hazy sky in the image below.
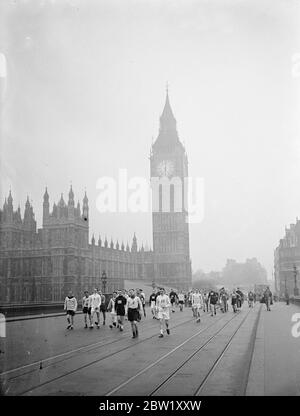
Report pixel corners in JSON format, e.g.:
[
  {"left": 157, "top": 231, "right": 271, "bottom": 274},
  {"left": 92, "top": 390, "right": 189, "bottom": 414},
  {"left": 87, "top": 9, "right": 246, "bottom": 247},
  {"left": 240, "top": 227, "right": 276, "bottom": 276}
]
[{"left": 1, "top": 0, "right": 300, "bottom": 277}]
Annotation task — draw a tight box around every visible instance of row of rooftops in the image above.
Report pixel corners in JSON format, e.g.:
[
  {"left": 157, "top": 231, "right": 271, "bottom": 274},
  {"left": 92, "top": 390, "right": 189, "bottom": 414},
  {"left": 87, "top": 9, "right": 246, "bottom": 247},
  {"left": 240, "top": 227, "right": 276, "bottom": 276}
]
[{"left": 0, "top": 189, "right": 151, "bottom": 252}]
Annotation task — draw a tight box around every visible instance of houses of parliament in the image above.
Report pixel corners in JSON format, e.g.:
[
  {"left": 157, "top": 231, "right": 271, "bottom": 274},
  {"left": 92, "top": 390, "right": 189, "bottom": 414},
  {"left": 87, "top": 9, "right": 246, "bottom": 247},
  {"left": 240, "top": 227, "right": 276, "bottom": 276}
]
[{"left": 0, "top": 92, "right": 192, "bottom": 304}]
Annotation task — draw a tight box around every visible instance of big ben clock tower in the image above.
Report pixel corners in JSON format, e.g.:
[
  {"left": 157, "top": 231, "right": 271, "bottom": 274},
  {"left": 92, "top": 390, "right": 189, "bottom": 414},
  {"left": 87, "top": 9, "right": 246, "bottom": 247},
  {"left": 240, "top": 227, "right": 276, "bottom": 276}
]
[{"left": 150, "top": 89, "right": 192, "bottom": 290}]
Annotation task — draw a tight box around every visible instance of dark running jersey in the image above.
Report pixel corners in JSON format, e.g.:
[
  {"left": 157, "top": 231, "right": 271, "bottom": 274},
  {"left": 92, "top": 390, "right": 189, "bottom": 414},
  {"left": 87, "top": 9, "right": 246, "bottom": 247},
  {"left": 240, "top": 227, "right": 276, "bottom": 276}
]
[
  {"left": 115, "top": 295, "right": 127, "bottom": 315},
  {"left": 209, "top": 292, "right": 218, "bottom": 304},
  {"left": 149, "top": 294, "right": 157, "bottom": 303},
  {"left": 169, "top": 292, "right": 177, "bottom": 302}
]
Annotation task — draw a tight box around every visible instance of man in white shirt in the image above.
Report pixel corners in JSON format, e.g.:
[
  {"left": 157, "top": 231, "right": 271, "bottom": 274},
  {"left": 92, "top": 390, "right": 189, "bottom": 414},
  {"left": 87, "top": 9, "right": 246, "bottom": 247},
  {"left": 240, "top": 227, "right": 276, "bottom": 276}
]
[
  {"left": 178, "top": 291, "right": 185, "bottom": 312},
  {"left": 192, "top": 289, "right": 203, "bottom": 323},
  {"left": 156, "top": 288, "right": 171, "bottom": 338},
  {"left": 89, "top": 288, "right": 101, "bottom": 329},
  {"left": 64, "top": 290, "right": 78, "bottom": 330}
]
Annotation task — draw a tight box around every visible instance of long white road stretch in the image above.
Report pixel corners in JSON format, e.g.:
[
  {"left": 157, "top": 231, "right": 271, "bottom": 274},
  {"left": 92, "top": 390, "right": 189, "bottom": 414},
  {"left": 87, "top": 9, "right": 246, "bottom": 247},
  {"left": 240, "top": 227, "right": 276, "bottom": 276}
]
[{"left": 0, "top": 302, "right": 299, "bottom": 396}]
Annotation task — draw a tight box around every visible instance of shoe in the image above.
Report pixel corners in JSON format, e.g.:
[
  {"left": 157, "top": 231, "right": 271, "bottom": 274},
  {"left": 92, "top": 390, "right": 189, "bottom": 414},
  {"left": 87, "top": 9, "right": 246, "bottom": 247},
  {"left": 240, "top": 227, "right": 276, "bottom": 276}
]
[
  {"left": 109, "top": 324, "right": 113, "bottom": 329},
  {"left": 89, "top": 325, "right": 94, "bottom": 329},
  {"left": 158, "top": 334, "right": 164, "bottom": 338},
  {"left": 166, "top": 328, "right": 170, "bottom": 335},
  {"left": 132, "top": 334, "right": 136, "bottom": 339},
  {"left": 84, "top": 324, "right": 88, "bottom": 329},
  {"left": 103, "top": 322, "right": 105, "bottom": 325},
  {"left": 153, "top": 316, "right": 155, "bottom": 319},
  {"left": 113, "top": 322, "right": 117, "bottom": 327},
  {"left": 120, "top": 327, "right": 123, "bottom": 331},
  {"left": 95, "top": 322, "right": 98, "bottom": 326},
  {"left": 70, "top": 326, "right": 74, "bottom": 330},
  {"left": 67, "top": 325, "right": 71, "bottom": 329}
]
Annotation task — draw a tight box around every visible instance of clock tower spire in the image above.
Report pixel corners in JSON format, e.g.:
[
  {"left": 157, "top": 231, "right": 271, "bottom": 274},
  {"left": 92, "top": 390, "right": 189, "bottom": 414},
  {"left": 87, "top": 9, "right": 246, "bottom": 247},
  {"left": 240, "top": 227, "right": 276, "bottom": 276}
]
[{"left": 150, "top": 89, "right": 192, "bottom": 291}]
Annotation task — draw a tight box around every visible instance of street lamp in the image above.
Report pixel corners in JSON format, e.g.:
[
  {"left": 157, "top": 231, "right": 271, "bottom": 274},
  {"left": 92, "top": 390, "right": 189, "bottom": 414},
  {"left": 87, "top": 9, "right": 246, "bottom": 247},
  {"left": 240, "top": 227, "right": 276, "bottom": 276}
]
[
  {"left": 101, "top": 271, "right": 107, "bottom": 294},
  {"left": 293, "top": 265, "right": 299, "bottom": 296}
]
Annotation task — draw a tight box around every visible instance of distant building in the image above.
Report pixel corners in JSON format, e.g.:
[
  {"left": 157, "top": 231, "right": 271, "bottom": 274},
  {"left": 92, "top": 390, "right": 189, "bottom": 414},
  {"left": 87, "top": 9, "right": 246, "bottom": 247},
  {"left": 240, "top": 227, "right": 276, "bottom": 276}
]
[
  {"left": 0, "top": 91, "right": 192, "bottom": 304},
  {"left": 221, "top": 257, "right": 267, "bottom": 290},
  {"left": 274, "top": 219, "right": 300, "bottom": 297}
]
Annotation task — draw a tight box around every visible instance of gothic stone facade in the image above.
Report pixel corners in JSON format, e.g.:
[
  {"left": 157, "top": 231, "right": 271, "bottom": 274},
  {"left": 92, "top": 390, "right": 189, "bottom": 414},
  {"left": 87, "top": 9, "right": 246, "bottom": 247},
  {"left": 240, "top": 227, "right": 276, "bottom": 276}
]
[
  {"left": 274, "top": 219, "right": 300, "bottom": 297},
  {"left": 0, "top": 93, "right": 192, "bottom": 304}
]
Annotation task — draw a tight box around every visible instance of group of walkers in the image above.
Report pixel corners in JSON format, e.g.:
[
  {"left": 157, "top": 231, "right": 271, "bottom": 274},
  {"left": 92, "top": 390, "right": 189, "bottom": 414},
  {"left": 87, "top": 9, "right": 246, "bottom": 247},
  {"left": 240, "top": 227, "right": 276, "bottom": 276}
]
[
  {"left": 64, "top": 287, "right": 171, "bottom": 339},
  {"left": 63, "top": 284, "right": 275, "bottom": 338}
]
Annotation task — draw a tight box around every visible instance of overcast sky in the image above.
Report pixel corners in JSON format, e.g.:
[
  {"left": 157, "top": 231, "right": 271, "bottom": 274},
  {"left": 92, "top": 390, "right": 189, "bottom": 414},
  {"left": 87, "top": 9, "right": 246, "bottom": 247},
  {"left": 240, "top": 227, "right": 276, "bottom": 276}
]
[{"left": 1, "top": 0, "right": 300, "bottom": 277}]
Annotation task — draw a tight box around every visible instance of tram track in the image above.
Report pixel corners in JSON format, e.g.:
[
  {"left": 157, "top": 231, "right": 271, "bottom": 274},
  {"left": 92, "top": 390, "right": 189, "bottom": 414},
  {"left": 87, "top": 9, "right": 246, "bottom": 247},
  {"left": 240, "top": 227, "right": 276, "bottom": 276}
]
[
  {"left": 106, "top": 310, "right": 243, "bottom": 396},
  {"left": 4, "top": 315, "right": 195, "bottom": 395},
  {"left": 105, "top": 306, "right": 259, "bottom": 396},
  {"left": 2, "top": 305, "right": 260, "bottom": 396},
  {"left": 1, "top": 314, "right": 180, "bottom": 380}
]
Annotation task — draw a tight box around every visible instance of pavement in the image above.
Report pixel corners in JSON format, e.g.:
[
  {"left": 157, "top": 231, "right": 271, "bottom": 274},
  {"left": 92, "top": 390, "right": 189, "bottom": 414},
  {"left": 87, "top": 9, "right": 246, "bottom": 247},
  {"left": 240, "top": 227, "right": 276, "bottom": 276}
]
[
  {"left": 246, "top": 301, "right": 300, "bottom": 396},
  {"left": 0, "top": 301, "right": 299, "bottom": 396}
]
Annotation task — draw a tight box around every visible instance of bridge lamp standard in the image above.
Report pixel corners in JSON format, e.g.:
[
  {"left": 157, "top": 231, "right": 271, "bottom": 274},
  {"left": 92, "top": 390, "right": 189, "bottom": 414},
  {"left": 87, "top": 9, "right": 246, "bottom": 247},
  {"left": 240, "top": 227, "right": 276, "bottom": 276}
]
[{"left": 293, "top": 265, "right": 299, "bottom": 296}]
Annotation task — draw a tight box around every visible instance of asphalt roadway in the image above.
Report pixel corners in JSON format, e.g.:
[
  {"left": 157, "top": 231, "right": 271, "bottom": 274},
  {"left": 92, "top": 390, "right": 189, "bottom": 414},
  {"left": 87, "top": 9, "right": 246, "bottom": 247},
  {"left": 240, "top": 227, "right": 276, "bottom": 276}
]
[{"left": 0, "top": 301, "right": 299, "bottom": 396}]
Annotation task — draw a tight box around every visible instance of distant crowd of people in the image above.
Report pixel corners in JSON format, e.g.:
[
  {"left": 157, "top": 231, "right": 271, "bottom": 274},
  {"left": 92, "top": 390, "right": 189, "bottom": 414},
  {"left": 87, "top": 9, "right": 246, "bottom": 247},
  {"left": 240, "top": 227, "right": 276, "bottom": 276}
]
[{"left": 63, "top": 285, "right": 275, "bottom": 338}]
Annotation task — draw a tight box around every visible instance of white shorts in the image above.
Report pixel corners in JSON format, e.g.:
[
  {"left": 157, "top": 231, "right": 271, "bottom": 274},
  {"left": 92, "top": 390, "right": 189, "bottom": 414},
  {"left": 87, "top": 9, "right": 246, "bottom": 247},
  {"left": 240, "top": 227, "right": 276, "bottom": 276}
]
[
  {"left": 157, "top": 308, "right": 170, "bottom": 320},
  {"left": 111, "top": 312, "right": 117, "bottom": 322},
  {"left": 151, "top": 301, "right": 156, "bottom": 309},
  {"left": 91, "top": 307, "right": 100, "bottom": 314},
  {"left": 193, "top": 304, "right": 202, "bottom": 309}
]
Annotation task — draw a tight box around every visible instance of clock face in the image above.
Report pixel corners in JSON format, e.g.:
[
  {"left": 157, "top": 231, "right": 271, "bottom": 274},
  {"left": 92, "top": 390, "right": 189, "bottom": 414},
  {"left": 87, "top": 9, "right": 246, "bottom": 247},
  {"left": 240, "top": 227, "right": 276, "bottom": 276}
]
[{"left": 156, "top": 160, "right": 174, "bottom": 177}]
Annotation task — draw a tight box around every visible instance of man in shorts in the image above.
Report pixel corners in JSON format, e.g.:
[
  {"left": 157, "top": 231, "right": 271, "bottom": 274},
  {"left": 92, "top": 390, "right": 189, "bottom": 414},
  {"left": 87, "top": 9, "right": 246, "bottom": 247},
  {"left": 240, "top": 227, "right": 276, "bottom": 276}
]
[
  {"left": 178, "top": 291, "right": 185, "bottom": 312},
  {"left": 115, "top": 289, "right": 127, "bottom": 331},
  {"left": 107, "top": 291, "right": 118, "bottom": 329},
  {"left": 169, "top": 289, "right": 178, "bottom": 313},
  {"left": 64, "top": 290, "right": 78, "bottom": 330},
  {"left": 156, "top": 288, "right": 171, "bottom": 338},
  {"left": 82, "top": 290, "right": 91, "bottom": 328},
  {"left": 89, "top": 288, "right": 101, "bottom": 329},
  {"left": 149, "top": 289, "right": 158, "bottom": 318}
]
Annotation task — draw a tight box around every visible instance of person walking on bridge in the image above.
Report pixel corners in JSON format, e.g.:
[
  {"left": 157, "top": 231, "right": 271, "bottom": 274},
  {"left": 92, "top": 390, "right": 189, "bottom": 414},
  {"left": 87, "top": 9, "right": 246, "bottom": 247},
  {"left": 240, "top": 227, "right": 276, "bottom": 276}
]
[
  {"left": 90, "top": 288, "right": 101, "bottom": 329},
  {"left": 263, "top": 287, "right": 272, "bottom": 311},
  {"left": 236, "top": 288, "right": 244, "bottom": 309},
  {"left": 107, "top": 291, "right": 118, "bottom": 329},
  {"left": 115, "top": 289, "right": 127, "bottom": 331},
  {"left": 285, "top": 290, "right": 290, "bottom": 305},
  {"left": 127, "top": 289, "right": 143, "bottom": 339},
  {"left": 99, "top": 290, "right": 106, "bottom": 325},
  {"left": 82, "top": 290, "right": 91, "bottom": 328},
  {"left": 149, "top": 289, "right": 158, "bottom": 318},
  {"left": 219, "top": 288, "right": 228, "bottom": 312},
  {"left": 169, "top": 289, "right": 178, "bottom": 313},
  {"left": 231, "top": 290, "right": 238, "bottom": 313},
  {"left": 192, "top": 289, "right": 203, "bottom": 323},
  {"left": 248, "top": 291, "right": 254, "bottom": 308},
  {"left": 178, "top": 291, "right": 185, "bottom": 311},
  {"left": 208, "top": 290, "right": 219, "bottom": 316},
  {"left": 64, "top": 290, "right": 78, "bottom": 330},
  {"left": 156, "top": 288, "right": 171, "bottom": 338}
]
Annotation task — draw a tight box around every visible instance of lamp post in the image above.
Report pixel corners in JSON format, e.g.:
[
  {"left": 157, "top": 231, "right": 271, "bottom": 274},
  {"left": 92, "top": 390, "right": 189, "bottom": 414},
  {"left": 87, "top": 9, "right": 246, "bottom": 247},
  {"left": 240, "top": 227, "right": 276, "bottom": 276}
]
[
  {"left": 293, "top": 264, "right": 299, "bottom": 296},
  {"left": 101, "top": 271, "right": 107, "bottom": 294}
]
